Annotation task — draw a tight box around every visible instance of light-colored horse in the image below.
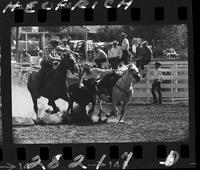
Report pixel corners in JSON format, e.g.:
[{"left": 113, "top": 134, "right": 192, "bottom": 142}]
[{"left": 98, "top": 63, "right": 141, "bottom": 122}]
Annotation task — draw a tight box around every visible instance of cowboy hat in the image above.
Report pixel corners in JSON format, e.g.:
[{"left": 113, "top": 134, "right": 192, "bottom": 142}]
[
  {"left": 142, "top": 41, "right": 148, "bottom": 45},
  {"left": 121, "top": 32, "right": 127, "bottom": 37},
  {"left": 155, "top": 62, "right": 161, "bottom": 67},
  {"left": 93, "top": 45, "right": 100, "bottom": 50},
  {"left": 113, "top": 40, "right": 118, "bottom": 44},
  {"left": 62, "top": 37, "right": 68, "bottom": 42},
  {"left": 49, "top": 36, "right": 60, "bottom": 43},
  {"left": 38, "top": 50, "right": 43, "bottom": 54},
  {"left": 66, "top": 35, "right": 72, "bottom": 40}
]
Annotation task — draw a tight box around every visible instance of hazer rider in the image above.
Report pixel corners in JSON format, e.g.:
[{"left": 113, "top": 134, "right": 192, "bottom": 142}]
[{"left": 35, "top": 36, "right": 62, "bottom": 95}]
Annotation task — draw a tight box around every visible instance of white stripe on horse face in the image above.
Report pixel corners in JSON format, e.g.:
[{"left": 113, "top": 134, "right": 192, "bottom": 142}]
[
  {"left": 129, "top": 63, "right": 139, "bottom": 73},
  {"left": 132, "top": 65, "right": 139, "bottom": 73}
]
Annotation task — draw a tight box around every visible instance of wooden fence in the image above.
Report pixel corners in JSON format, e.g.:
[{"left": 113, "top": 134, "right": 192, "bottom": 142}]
[
  {"left": 11, "top": 60, "right": 189, "bottom": 103},
  {"left": 132, "top": 60, "right": 188, "bottom": 103}
]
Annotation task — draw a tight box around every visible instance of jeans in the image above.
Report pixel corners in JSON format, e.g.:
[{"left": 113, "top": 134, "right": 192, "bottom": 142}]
[
  {"left": 121, "top": 50, "right": 130, "bottom": 65},
  {"left": 108, "top": 57, "right": 120, "bottom": 69},
  {"left": 151, "top": 79, "right": 162, "bottom": 103}
]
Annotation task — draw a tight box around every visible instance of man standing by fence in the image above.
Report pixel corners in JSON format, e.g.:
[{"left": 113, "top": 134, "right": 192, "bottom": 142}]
[
  {"left": 151, "top": 62, "right": 163, "bottom": 104},
  {"left": 121, "top": 32, "right": 130, "bottom": 65},
  {"left": 21, "top": 49, "right": 31, "bottom": 63}
]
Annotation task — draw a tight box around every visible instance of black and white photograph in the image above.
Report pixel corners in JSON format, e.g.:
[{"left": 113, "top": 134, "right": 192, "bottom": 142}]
[
  {"left": 0, "top": 44, "right": 2, "bottom": 144},
  {"left": 11, "top": 25, "right": 189, "bottom": 144}
]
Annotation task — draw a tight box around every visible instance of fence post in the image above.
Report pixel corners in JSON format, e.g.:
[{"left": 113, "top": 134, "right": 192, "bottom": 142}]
[
  {"left": 146, "top": 64, "right": 150, "bottom": 104},
  {"left": 174, "top": 63, "right": 178, "bottom": 103}
]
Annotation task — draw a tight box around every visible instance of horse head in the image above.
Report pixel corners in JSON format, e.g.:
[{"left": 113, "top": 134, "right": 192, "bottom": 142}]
[
  {"left": 61, "top": 53, "right": 80, "bottom": 74},
  {"left": 127, "top": 63, "right": 142, "bottom": 82}
]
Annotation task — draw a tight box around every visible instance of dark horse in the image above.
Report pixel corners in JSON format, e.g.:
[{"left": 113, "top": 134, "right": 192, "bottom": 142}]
[
  {"left": 27, "top": 53, "right": 79, "bottom": 122},
  {"left": 68, "top": 78, "right": 98, "bottom": 122}
]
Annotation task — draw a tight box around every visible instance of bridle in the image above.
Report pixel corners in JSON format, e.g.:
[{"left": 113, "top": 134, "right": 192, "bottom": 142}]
[{"left": 114, "top": 69, "right": 136, "bottom": 96}]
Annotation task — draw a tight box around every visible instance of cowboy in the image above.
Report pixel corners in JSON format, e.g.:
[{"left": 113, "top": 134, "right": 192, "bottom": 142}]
[
  {"left": 120, "top": 32, "right": 130, "bottom": 65},
  {"left": 79, "top": 63, "right": 114, "bottom": 88},
  {"left": 58, "top": 36, "right": 71, "bottom": 51},
  {"left": 79, "top": 63, "right": 120, "bottom": 103},
  {"left": 38, "top": 49, "right": 44, "bottom": 65},
  {"left": 21, "top": 49, "right": 31, "bottom": 63},
  {"left": 136, "top": 41, "right": 153, "bottom": 77},
  {"left": 43, "top": 36, "right": 61, "bottom": 62},
  {"left": 58, "top": 36, "right": 80, "bottom": 61},
  {"left": 151, "top": 62, "right": 163, "bottom": 104},
  {"left": 93, "top": 46, "right": 108, "bottom": 68},
  {"left": 108, "top": 40, "right": 122, "bottom": 69},
  {"left": 80, "top": 62, "right": 121, "bottom": 102},
  {"left": 35, "top": 36, "right": 61, "bottom": 96}
]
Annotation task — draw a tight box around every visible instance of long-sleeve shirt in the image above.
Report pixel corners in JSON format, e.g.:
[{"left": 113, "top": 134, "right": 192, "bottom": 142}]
[
  {"left": 121, "top": 38, "right": 129, "bottom": 51},
  {"left": 80, "top": 68, "right": 113, "bottom": 86},
  {"left": 58, "top": 44, "right": 71, "bottom": 51},
  {"left": 95, "top": 49, "right": 108, "bottom": 60},
  {"left": 153, "top": 68, "right": 163, "bottom": 81},
  {"left": 108, "top": 46, "right": 122, "bottom": 58},
  {"left": 21, "top": 53, "right": 31, "bottom": 63},
  {"left": 44, "top": 45, "right": 60, "bottom": 60}
]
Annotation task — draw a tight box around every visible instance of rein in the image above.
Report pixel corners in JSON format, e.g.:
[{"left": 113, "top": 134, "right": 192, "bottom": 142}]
[{"left": 114, "top": 84, "right": 132, "bottom": 96}]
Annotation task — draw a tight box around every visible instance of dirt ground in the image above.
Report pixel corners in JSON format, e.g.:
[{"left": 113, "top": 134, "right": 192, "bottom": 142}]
[{"left": 13, "top": 104, "right": 189, "bottom": 144}]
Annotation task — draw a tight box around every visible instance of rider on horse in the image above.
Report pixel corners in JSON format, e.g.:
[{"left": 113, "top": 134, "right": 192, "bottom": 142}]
[
  {"left": 35, "top": 36, "right": 61, "bottom": 95},
  {"left": 58, "top": 36, "right": 80, "bottom": 62},
  {"left": 58, "top": 36, "right": 71, "bottom": 51}
]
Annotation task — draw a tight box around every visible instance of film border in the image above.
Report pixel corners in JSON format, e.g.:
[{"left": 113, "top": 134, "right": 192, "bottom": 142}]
[{"left": 0, "top": 0, "right": 195, "bottom": 169}]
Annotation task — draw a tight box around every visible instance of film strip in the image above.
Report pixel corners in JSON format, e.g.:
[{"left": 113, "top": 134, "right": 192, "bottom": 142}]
[{"left": 0, "top": 0, "right": 196, "bottom": 169}]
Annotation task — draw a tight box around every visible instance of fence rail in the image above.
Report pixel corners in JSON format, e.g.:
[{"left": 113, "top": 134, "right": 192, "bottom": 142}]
[
  {"left": 132, "top": 60, "right": 188, "bottom": 103},
  {"left": 11, "top": 60, "right": 189, "bottom": 103}
]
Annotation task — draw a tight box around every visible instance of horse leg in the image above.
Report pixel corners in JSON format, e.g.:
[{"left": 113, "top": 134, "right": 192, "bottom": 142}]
[
  {"left": 97, "top": 96, "right": 103, "bottom": 118},
  {"left": 48, "top": 100, "right": 60, "bottom": 113},
  {"left": 62, "top": 93, "right": 73, "bottom": 114},
  {"left": 67, "top": 100, "right": 73, "bottom": 114},
  {"left": 88, "top": 96, "right": 96, "bottom": 117},
  {"left": 110, "top": 90, "right": 119, "bottom": 117},
  {"left": 80, "top": 104, "right": 88, "bottom": 122},
  {"left": 31, "top": 94, "right": 39, "bottom": 122},
  {"left": 110, "top": 100, "right": 119, "bottom": 117},
  {"left": 119, "top": 102, "right": 126, "bottom": 122}
]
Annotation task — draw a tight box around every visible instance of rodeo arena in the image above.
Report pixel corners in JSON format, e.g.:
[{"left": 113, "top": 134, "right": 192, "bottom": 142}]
[{"left": 9, "top": 26, "right": 188, "bottom": 143}]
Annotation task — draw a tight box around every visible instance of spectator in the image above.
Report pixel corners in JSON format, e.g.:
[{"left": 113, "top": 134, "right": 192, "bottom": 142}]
[
  {"left": 108, "top": 40, "right": 122, "bottom": 69},
  {"left": 120, "top": 32, "right": 130, "bottom": 65},
  {"left": 151, "top": 62, "right": 163, "bottom": 104},
  {"left": 93, "top": 46, "right": 108, "bottom": 68},
  {"left": 21, "top": 49, "right": 31, "bottom": 63},
  {"left": 38, "top": 49, "right": 44, "bottom": 65},
  {"left": 136, "top": 41, "right": 153, "bottom": 77}
]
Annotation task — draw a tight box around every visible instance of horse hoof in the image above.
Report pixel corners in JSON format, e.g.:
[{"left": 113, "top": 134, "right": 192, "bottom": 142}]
[
  {"left": 98, "top": 117, "right": 108, "bottom": 124},
  {"left": 119, "top": 119, "right": 125, "bottom": 123},
  {"left": 32, "top": 118, "right": 42, "bottom": 124},
  {"left": 45, "top": 109, "right": 52, "bottom": 114}
]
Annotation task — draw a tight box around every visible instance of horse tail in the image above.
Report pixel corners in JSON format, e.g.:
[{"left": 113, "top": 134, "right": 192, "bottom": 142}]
[{"left": 27, "top": 72, "right": 33, "bottom": 90}]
